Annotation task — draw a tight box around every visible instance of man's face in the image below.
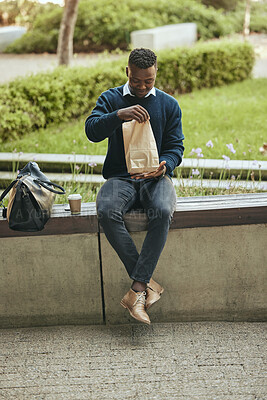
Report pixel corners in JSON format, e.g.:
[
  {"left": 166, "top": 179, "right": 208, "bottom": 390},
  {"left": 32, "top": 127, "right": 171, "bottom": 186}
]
[{"left": 126, "top": 63, "right": 157, "bottom": 98}]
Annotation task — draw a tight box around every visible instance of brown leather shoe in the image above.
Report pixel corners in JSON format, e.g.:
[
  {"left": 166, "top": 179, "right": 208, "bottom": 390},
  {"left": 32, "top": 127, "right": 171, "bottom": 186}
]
[
  {"left": 120, "top": 289, "right": 151, "bottom": 325},
  {"left": 146, "top": 278, "right": 164, "bottom": 310}
]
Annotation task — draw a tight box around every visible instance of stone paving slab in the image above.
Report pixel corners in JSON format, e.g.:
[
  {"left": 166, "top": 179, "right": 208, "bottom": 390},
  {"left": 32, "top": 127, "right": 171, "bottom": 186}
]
[{"left": 0, "top": 322, "right": 266, "bottom": 399}]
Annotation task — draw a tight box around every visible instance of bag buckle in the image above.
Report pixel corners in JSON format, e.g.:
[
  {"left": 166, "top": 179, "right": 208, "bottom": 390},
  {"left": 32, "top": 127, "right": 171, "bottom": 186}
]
[
  {"left": 2, "top": 207, "right": 7, "bottom": 219},
  {"left": 0, "top": 200, "right": 7, "bottom": 219}
]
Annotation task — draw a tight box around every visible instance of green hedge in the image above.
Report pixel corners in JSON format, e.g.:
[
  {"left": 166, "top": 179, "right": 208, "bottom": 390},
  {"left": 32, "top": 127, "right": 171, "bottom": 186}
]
[
  {"left": 5, "top": 0, "right": 234, "bottom": 54},
  {"left": 3, "top": 0, "right": 267, "bottom": 54},
  {"left": 0, "top": 41, "right": 254, "bottom": 142},
  {"left": 199, "top": 0, "right": 240, "bottom": 11},
  {"left": 199, "top": 1, "right": 267, "bottom": 34},
  {"left": 246, "top": 0, "right": 267, "bottom": 34},
  {"left": 227, "top": 1, "right": 267, "bottom": 34},
  {"left": 157, "top": 41, "right": 255, "bottom": 94}
]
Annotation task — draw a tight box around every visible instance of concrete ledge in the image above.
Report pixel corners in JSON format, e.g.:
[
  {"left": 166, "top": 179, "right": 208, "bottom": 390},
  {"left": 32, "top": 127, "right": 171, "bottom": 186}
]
[
  {"left": 1, "top": 193, "right": 266, "bottom": 238},
  {"left": 1, "top": 152, "right": 266, "bottom": 179},
  {"left": 101, "top": 224, "right": 267, "bottom": 324},
  {"left": 0, "top": 233, "right": 103, "bottom": 328},
  {"left": 0, "top": 193, "right": 266, "bottom": 327},
  {"left": 131, "top": 23, "right": 197, "bottom": 50}
]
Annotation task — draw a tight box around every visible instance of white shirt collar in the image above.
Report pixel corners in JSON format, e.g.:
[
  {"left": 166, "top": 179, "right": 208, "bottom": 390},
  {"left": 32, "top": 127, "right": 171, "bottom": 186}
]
[{"left": 123, "top": 81, "right": 156, "bottom": 98}]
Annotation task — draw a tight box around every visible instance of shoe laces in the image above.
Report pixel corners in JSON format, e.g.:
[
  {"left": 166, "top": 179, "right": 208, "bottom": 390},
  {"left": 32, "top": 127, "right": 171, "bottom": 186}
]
[{"left": 134, "top": 291, "right": 146, "bottom": 306}]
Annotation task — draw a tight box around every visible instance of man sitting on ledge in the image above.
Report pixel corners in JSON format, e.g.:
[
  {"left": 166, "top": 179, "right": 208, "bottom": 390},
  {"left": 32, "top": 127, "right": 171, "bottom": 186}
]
[{"left": 85, "top": 48, "right": 184, "bottom": 324}]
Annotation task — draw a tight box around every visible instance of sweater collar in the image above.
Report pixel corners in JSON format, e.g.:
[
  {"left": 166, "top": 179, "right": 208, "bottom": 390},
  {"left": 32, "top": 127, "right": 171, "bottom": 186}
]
[{"left": 123, "top": 81, "right": 156, "bottom": 98}]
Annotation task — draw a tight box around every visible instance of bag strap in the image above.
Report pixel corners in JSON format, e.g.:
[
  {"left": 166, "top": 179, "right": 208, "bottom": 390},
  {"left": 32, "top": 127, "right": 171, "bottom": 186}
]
[
  {"left": 33, "top": 179, "right": 66, "bottom": 195},
  {"left": 0, "top": 179, "right": 18, "bottom": 204},
  {"left": 0, "top": 180, "right": 18, "bottom": 218}
]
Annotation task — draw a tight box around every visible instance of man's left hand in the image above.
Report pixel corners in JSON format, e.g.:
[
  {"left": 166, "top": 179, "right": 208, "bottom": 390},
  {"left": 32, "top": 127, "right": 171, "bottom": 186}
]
[{"left": 131, "top": 161, "right": 167, "bottom": 180}]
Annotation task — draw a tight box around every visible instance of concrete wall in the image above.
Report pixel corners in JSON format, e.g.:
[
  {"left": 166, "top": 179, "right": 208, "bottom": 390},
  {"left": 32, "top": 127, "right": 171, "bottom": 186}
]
[
  {"left": 0, "top": 233, "right": 103, "bottom": 328},
  {"left": 0, "top": 26, "right": 27, "bottom": 52},
  {"left": 1, "top": 224, "right": 266, "bottom": 328},
  {"left": 101, "top": 224, "right": 267, "bottom": 325},
  {"left": 131, "top": 23, "right": 197, "bottom": 50}
]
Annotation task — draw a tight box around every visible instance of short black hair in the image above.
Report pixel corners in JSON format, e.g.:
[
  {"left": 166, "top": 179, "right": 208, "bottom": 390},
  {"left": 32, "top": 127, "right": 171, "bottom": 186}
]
[{"left": 128, "top": 48, "right": 157, "bottom": 69}]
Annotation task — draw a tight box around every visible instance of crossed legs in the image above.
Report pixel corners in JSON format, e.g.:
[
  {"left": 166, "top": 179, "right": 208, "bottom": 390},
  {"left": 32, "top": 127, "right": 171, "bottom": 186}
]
[{"left": 96, "top": 176, "right": 176, "bottom": 323}]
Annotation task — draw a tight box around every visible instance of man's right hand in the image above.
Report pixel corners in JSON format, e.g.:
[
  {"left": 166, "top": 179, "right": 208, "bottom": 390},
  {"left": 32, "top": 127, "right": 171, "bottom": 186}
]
[{"left": 117, "top": 105, "right": 150, "bottom": 123}]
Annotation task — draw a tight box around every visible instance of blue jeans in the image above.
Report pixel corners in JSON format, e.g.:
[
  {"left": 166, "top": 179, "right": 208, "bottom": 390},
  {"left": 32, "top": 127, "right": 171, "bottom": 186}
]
[{"left": 96, "top": 176, "right": 176, "bottom": 283}]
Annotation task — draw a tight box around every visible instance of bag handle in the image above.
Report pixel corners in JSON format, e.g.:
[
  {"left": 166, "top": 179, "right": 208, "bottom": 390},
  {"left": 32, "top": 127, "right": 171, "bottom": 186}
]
[
  {"left": 0, "top": 180, "right": 18, "bottom": 218},
  {"left": 0, "top": 179, "right": 18, "bottom": 204},
  {"left": 33, "top": 179, "right": 66, "bottom": 195}
]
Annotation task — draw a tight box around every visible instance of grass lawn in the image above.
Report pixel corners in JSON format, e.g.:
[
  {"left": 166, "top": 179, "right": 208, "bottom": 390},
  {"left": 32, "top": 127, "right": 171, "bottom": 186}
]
[
  {"left": 2, "top": 78, "right": 266, "bottom": 163},
  {"left": 180, "top": 78, "right": 266, "bottom": 162}
]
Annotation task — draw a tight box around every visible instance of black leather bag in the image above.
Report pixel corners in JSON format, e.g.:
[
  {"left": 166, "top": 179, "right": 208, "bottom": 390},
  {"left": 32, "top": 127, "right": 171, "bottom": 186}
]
[{"left": 0, "top": 161, "right": 65, "bottom": 232}]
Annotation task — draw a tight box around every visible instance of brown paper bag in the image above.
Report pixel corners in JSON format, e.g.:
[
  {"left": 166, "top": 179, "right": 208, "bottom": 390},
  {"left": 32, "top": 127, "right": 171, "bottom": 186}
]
[{"left": 123, "top": 119, "right": 159, "bottom": 174}]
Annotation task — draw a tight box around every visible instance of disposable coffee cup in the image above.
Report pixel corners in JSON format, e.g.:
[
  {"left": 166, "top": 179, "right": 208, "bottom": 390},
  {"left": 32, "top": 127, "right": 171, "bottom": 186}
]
[{"left": 68, "top": 194, "right": 82, "bottom": 215}]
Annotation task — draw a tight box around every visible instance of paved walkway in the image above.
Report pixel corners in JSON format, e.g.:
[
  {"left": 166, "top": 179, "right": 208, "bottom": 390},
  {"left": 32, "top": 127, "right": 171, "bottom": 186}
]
[
  {"left": 0, "top": 322, "right": 266, "bottom": 399},
  {"left": 0, "top": 53, "right": 122, "bottom": 84},
  {"left": 244, "top": 32, "right": 267, "bottom": 78}
]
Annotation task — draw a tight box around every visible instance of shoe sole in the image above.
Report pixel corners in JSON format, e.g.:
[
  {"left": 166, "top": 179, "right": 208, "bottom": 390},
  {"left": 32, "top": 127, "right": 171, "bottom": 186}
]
[
  {"left": 120, "top": 300, "right": 151, "bottom": 325},
  {"left": 146, "top": 287, "right": 164, "bottom": 310}
]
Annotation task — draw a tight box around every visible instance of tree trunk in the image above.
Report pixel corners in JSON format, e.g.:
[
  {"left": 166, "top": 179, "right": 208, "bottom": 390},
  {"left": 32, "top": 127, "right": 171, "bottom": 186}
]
[
  {"left": 243, "top": 0, "right": 251, "bottom": 39},
  {"left": 57, "top": 0, "right": 79, "bottom": 66}
]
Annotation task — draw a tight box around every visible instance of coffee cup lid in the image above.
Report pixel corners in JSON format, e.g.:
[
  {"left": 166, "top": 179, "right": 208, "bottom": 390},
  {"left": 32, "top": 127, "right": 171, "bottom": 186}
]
[{"left": 68, "top": 194, "right": 82, "bottom": 200}]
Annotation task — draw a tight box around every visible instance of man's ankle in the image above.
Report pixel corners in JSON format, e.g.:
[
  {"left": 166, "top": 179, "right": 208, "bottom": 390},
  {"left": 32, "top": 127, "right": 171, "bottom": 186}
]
[{"left": 131, "top": 280, "right": 147, "bottom": 292}]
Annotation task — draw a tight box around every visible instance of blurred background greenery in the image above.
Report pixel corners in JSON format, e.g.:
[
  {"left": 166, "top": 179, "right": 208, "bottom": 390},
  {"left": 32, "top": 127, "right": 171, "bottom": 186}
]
[{"left": 0, "top": 0, "right": 266, "bottom": 54}]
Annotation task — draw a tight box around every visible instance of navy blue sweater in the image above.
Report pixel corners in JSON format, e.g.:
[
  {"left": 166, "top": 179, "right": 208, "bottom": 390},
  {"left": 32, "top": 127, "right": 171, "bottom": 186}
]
[{"left": 85, "top": 85, "right": 184, "bottom": 179}]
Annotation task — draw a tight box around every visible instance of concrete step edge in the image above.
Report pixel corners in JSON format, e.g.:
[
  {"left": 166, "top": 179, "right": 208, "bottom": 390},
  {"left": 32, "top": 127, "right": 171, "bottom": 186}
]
[
  {"left": 0, "top": 171, "right": 266, "bottom": 191},
  {"left": 0, "top": 152, "right": 266, "bottom": 172}
]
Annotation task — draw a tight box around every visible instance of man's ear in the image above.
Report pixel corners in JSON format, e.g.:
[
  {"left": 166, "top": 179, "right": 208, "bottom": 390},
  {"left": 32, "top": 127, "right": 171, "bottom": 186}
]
[{"left": 126, "top": 66, "right": 129, "bottom": 77}]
